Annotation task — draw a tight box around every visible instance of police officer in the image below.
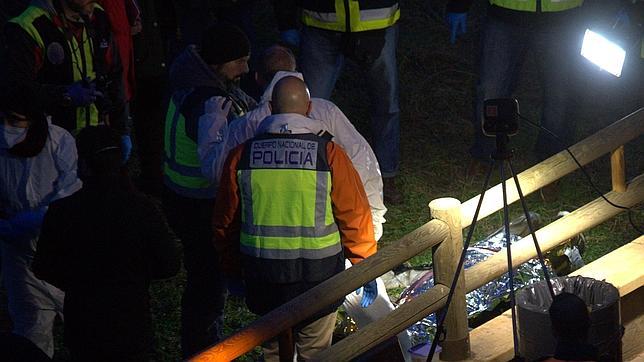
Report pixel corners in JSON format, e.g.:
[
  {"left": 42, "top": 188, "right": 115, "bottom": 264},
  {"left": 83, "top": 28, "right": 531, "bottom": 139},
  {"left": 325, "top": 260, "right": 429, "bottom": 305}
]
[
  {"left": 213, "top": 76, "right": 378, "bottom": 361},
  {"left": 162, "top": 22, "right": 255, "bottom": 358},
  {"left": 446, "top": 0, "right": 585, "bottom": 166},
  {"left": 275, "top": 0, "right": 402, "bottom": 204},
  {"left": 5, "top": 0, "right": 130, "bottom": 157}
]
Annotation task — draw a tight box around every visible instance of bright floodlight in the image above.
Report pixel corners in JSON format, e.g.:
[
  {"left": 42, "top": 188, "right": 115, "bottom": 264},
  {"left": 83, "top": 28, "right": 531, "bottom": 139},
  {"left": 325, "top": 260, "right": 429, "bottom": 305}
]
[{"left": 581, "top": 29, "right": 626, "bottom": 77}]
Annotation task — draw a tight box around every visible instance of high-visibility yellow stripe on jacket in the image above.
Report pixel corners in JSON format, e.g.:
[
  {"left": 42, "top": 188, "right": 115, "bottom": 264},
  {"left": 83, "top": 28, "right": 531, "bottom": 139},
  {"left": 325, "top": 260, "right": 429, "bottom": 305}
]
[
  {"left": 302, "top": 0, "right": 400, "bottom": 32},
  {"left": 237, "top": 133, "right": 343, "bottom": 283},
  {"left": 489, "top": 0, "right": 583, "bottom": 12},
  {"left": 163, "top": 91, "right": 216, "bottom": 199},
  {"left": 10, "top": 6, "right": 99, "bottom": 131}
]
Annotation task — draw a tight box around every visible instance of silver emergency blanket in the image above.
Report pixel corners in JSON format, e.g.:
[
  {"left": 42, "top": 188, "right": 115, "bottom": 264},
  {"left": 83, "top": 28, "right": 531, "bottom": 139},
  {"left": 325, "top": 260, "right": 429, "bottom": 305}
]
[{"left": 396, "top": 212, "right": 558, "bottom": 346}]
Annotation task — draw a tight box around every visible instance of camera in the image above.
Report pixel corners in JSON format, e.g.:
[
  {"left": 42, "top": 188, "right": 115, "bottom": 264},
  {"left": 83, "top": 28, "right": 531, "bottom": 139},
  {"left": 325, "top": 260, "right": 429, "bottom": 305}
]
[{"left": 482, "top": 98, "right": 519, "bottom": 137}]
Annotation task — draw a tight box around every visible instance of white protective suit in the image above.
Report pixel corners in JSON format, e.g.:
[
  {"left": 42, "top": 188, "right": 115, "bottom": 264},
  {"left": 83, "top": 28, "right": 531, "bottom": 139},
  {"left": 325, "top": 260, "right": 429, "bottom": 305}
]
[
  {"left": 0, "top": 120, "right": 82, "bottom": 357},
  {"left": 198, "top": 72, "right": 411, "bottom": 360},
  {"left": 198, "top": 71, "right": 386, "bottom": 238}
]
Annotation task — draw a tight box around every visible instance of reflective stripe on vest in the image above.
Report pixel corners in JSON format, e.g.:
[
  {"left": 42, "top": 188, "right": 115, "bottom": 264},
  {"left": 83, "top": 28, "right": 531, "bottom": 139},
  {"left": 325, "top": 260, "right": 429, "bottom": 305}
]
[
  {"left": 163, "top": 92, "right": 215, "bottom": 198},
  {"left": 238, "top": 135, "right": 342, "bottom": 260},
  {"left": 302, "top": 1, "right": 400, "bottom": 32},
  {"left": 11, "top": 6, "right": 99, "bottom": 131},
  {"left": 489, "top": 0, "right": 583, "bottom": 12},
  {"left": 9, "top": 6, "right": 47, "bottom": 48},
  {"left": 72, "top": 27, "right": 99, "bottom": 130}
]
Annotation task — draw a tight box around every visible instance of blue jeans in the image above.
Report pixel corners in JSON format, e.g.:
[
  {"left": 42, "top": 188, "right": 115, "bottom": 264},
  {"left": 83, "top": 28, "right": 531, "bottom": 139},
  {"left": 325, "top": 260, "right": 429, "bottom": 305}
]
[
  {"left": 301, "top": 25, "right": 400, "bottom": 177},
  {"left": 471, "top": 14, "right": 583, "bottom": 162}
]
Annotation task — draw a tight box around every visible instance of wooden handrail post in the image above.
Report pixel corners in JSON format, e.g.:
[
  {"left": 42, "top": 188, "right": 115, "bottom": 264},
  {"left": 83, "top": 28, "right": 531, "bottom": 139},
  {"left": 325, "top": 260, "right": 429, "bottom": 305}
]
[
  {"left": 278, "top": 328, "right": 294, "bottom": 362},
  {"left": 429, "top": 198, "right": 470, "bottom": 360},
  {"left": 610, "top": 146, "right": 626, "bottom": 192}
]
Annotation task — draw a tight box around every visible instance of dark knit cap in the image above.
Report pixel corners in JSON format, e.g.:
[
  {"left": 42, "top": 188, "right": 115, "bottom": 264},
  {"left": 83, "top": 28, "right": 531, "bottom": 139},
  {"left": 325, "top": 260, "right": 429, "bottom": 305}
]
[
  {"left": 1, "top": 86, "right": 48, "bottom": 158},
  {"left": 77, "top": 125, "right": 121, "bottom": 160},
  {"left": 200, "top": 23, "right": 250, "bottom": 65},
  {"left": 76, "top": 125, "right": 122, "bottom": 177}
]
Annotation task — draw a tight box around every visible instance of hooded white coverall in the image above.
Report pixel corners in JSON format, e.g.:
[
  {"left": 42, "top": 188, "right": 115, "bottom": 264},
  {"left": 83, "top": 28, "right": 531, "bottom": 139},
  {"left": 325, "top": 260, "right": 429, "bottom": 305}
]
[
  {"left": 0, "top": 120, "right": 82, "bottom": 357},
  {"left": 197, "top": 71, "right": 411, "bottom": 360}
]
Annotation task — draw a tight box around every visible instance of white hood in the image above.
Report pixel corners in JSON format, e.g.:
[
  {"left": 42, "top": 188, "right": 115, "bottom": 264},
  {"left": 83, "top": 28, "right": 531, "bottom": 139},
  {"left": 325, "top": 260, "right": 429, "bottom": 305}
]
[
  {"left": 260, "top": 71, "right": 305, "bottom": 103},
  {"left": 256, "top": 113, "right": 326, "bottom": 136}
]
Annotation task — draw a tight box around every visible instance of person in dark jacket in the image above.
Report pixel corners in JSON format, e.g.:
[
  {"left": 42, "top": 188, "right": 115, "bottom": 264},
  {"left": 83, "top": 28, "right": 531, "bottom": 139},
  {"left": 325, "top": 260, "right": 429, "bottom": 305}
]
[
  {"left": 32, "top": 125, "right": 180, "bottom": 361},
  {"left": 131, "top": 0, "right": 178, "bottom": 196},
  {"left": 539, "top": 292, "right": 599, "bottom": 361},
  {"left": 162, "top": 22, "right": 255, "bottom": 358},
  {"left": 4, "top": 0, "right": 129, "bottom": 144},
  {"left": 277, "top": 0, "right": 403, "bottom": 205}
]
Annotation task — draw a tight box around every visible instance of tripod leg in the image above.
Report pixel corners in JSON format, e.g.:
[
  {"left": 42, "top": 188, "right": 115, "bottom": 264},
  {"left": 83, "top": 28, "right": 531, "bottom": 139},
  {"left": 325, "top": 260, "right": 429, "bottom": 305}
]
[
  {"left": 426, "top": 160, "right": 497, "bottom": 361},
  {"left": 500, "top": 161, "right": 520, "bottom": 359},
  {"left": 507, "top": 160, "right": 555, "bottom": 298}
]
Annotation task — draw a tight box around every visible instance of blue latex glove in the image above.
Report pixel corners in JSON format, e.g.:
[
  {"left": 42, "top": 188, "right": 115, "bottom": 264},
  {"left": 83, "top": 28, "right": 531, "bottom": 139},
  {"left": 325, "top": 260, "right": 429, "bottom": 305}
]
[
  {"left": 8, "top": 208, "right": 46, "bottom": 239},
  {"left": 356, "top": 279, "right": 378, "bottom": 308},
  {"left": 65, "top": 80, "right": 103, "bottom": 107},
  {"left": 446, "top": 12, "right": 467, "bottom": 44},
  {"left": 121, "top": 134, "right": 132, "bottom": 164},
  {"left": 280, "top": 29, "right": 301, "bottom": 48}
]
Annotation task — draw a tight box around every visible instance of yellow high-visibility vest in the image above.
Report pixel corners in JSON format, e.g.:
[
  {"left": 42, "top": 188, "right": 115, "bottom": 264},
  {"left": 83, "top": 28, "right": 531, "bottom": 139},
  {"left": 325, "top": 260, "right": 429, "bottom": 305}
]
[
  {"left": 237, "top": 133, "right": 343, "bottom": 283},
  {"left": 489, "top": 0, "right": 583, "bottom": 12},
  {"left": 302, "top": 0, "right": 400, "bottom": 32}
]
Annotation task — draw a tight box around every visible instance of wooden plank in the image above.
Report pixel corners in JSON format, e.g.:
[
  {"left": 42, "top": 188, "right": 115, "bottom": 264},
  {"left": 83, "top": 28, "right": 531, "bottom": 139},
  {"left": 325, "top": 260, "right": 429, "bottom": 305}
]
[
  {"left": 571, "top": 236, "right": 644, "bottom": 295},
  {"left": 610, "top": 146, "right": 627, "bottom": 192},
  {"left": 464, "top": 312, "right": 514, "bottom": 362},
  {"left": 621, "top": 287, "right": 644, "bottom": 361},
  {"left": 463, "top": 236, "right": 644, "bottom": 362},
  {"left": 429, "top": 198, "right": 470, "bottom": 360}
]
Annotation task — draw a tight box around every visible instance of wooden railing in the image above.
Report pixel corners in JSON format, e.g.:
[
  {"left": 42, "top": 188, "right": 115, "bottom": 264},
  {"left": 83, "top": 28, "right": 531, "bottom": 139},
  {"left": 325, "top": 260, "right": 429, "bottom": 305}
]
[{"left": 190, "top": 108, "right": 643, "bottom": 361}]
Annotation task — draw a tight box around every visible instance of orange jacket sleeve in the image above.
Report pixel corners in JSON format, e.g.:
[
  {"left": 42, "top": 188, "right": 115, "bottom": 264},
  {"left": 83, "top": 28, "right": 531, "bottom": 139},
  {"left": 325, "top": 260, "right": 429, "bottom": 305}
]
[
  {"left": 327, "top": 141, "right": 377, "bottom": 264},
  {"left": 212, "top": 144, "right": 244, "bottom": 277}
]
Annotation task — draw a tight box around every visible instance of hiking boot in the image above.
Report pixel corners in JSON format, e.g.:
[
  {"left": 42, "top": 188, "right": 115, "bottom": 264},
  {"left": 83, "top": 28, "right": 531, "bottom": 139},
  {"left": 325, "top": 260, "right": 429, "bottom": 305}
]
[{"left": 383, "top": 177, "right": 403, "bottom": 205}]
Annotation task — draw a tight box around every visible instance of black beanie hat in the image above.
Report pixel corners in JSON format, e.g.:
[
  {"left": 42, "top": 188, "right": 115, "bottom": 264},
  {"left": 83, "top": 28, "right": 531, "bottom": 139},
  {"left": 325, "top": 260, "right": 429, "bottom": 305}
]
[
  {"left": 200, "top": 23, "right": 250, "bottom": 65},
  {"left": 76, "top": 125, "right": 122, "bottom": 178},
  {"left": 1, "top": 86, "right": 49, "bottom": 158}
]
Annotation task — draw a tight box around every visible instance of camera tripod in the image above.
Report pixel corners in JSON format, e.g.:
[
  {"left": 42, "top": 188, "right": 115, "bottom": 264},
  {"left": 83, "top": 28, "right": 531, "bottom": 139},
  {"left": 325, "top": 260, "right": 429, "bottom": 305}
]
[{"left": 426, "top": 131, "right": 555, "bottom": 361}]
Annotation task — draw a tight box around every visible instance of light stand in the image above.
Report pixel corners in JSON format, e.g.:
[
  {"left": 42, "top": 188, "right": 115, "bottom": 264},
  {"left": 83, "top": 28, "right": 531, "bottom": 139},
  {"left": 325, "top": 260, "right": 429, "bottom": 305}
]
[{"left": 426, "top": 100, "right": 555, "bottom": 361}]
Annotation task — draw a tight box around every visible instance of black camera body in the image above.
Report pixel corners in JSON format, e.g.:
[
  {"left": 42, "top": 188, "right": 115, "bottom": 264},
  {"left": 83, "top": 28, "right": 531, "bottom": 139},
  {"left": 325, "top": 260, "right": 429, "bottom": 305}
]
[{"left": 482, "top": 98, "right": 519, "bottom": 137}]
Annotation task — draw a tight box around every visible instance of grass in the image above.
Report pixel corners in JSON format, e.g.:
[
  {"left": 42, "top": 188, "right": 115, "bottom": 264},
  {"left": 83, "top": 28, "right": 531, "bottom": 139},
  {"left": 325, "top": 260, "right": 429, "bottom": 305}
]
[{"left": 49, "top": 0, "right": 643, "bottom": 360}]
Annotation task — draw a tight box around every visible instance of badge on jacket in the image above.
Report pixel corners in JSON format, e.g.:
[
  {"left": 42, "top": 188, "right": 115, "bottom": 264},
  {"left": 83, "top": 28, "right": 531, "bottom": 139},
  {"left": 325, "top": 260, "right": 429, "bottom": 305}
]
[{"left": 47, "top": 42, "right": 65, "bottom": 65}]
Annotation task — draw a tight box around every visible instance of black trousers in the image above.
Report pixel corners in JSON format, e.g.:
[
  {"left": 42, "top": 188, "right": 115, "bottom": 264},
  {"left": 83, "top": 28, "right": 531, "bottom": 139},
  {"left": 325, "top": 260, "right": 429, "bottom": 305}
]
[
  {"left": 162, "top": 190, "right": 226, "bottom": 358},
  {"left": 131, "top": 76, "right": 166, "bottom": 196}
]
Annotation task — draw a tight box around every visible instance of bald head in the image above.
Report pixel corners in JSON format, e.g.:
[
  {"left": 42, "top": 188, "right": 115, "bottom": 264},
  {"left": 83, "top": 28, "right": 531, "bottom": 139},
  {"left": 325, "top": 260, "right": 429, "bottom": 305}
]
[
  {"left": 258, "top": 45, "right": 296, "bottom": 85},
  {"left": 270, "top": 76, "right": 311, "bottom": 116}
]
